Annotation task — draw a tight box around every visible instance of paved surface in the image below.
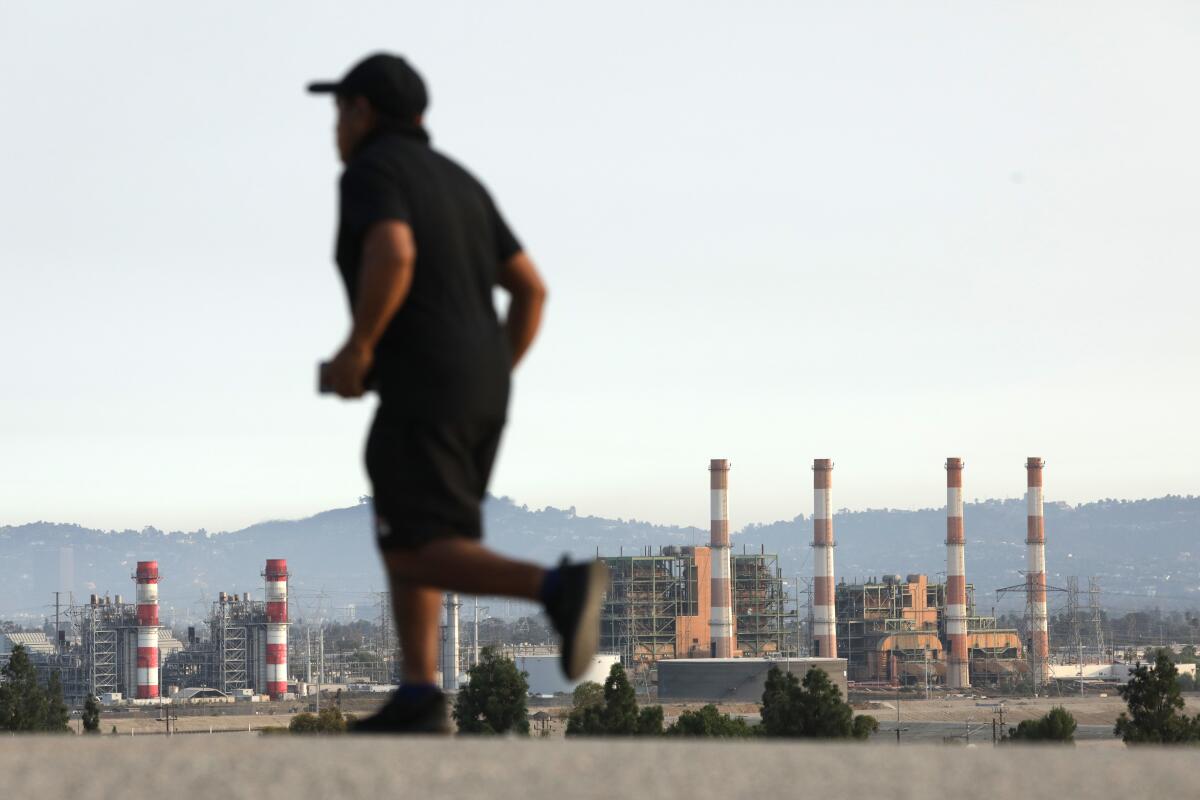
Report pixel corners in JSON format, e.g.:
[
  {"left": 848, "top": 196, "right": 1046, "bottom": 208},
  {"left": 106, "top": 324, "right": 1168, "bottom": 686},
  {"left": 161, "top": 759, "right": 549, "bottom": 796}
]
[{"left": 1, "top": 736, "right": 1194, "bottom": 799}]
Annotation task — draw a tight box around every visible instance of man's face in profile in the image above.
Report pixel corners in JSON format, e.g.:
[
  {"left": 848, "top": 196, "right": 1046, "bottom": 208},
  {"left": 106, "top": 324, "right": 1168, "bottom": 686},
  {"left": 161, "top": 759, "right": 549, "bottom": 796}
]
[{"left": 335, "top": 96, "right": 373, "bottom": 163}]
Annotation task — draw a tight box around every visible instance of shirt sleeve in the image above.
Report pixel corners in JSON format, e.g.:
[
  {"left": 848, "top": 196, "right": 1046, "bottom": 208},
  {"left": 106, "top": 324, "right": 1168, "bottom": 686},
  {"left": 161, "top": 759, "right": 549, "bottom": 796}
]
[
  {"left": 339, "top": 162, "right": 411, "bottom": 235},
  {"left": 490, "top": 199, "right": 523, "bottom": 262}
]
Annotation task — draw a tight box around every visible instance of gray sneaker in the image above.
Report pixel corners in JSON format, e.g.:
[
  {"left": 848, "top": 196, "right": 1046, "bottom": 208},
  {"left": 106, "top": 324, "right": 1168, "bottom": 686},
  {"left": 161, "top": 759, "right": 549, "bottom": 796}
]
[{"left": 544, "top": 560, "right": 609, "bottom": 680}]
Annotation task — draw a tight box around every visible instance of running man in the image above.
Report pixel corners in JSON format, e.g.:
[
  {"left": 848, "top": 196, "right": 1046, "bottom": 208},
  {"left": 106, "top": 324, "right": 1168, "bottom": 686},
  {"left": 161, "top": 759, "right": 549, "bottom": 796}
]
[{"left": 308, "top": 53, "right": 606, "bottom": 734}]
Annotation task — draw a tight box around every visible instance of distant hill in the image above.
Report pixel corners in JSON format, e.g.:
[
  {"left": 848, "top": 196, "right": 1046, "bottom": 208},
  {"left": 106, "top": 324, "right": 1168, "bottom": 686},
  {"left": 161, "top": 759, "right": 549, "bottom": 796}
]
[{"left": 2, "top": 494, "right": 1197, "bottom": 622}]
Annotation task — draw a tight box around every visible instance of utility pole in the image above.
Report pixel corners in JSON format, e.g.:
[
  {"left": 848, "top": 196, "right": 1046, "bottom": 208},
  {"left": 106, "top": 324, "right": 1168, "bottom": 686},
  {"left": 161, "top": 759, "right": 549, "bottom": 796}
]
[
  {"left": 1079, "top": 640, "right": 1085, "bottom": 697},
  {"left": 924, "top": 647, "right": 931, "bottom": 701},
  {"left": 316, "top": 626, "right": 324, "bottom": 714},
  {"left": 305, "top": 626, "right": 313, "bottom": 684},
  {"left": 54, "top": 592, "right": 61, "bottom": 655},
  {"left": 896, "top": 683, "right": 901, "bottom": 744},
  {"left": 473, "top": 597, "right": 481, "bottom": 667}
]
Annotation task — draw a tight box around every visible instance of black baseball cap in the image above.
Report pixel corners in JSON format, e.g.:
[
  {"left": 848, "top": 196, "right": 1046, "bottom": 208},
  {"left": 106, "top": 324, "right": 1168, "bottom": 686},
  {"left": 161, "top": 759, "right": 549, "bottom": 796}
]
[{"left": 307, "top": 53, "right": 428, "bottom": 121}]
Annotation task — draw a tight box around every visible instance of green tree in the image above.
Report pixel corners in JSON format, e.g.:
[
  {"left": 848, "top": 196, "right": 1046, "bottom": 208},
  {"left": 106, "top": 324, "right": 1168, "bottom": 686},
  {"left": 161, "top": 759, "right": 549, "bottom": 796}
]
[
  {"left": 572, "top": 681, "right": 604, "bottom": 710},
  {"left": 0, "top": 645, "right": 49, "bottom": 732},
  {"left": 760, "top": 666, "right": 804, "bottom": 737},
  {"left": 636, "top": 704, "right": 664, "bottom": 736},
  {"left": 600, "top": 662, "right": 639, "bottom": 735},
  {"left": 82, "top": 694, "right": 101, "bottom": 734},
  {"left": 1004, "top": 706, "right": 1077, "bottom": 743},
  {"left": 288, "top": 707, "right": 349, "bottom": 734},
  {"left": 1114, "top": 651, "right": 1200, "bottom": 743},
  {"left": 288, "top": 712, "right": 319, "bottom": 733},
  {"left": 565, "top": 702, "right": 605, "bottom": 735},
  {"left": 453, "top": 647, "right": 530, "bottom": 735},
  {"left": 760, "top": 666, "right": 859, "bottom": 739},
  {"left": 666, "top": 704, "right": 754, "bottom": 738},
  {"left": 566, "top": 663, "right": 661, "bottom": 736},
  {"left": 42, "top": 671, "right": 70, "bottom": 733},
  {"left": 852, "top": 714, "right": 879, "bottom": 740}
]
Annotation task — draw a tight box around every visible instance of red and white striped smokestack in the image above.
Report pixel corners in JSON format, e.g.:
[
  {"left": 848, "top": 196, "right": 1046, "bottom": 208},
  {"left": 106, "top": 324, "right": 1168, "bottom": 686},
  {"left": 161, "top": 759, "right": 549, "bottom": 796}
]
[
  {"left": 134, "top": 561, "right": 160, "bottom": 700},
  {"left": 709, "top": 459, "right": 734, "bottom": 658},
  {"left": 264, "top": 559, "right": 289, "bottom": 700},
  {"left": 1026, "top": 458, "right": 1050, "bottom": 685},
  {"left": 812, "top": 459, "right": 837, "bottom": 658},
  {"left": 945, "top": 458, "right": 970, "bottom": 688}
]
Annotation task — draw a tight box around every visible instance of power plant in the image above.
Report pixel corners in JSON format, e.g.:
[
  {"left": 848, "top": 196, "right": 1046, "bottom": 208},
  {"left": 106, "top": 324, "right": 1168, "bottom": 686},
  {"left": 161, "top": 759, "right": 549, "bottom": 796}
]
[
  {"left": 597, "top": 456, "right": 1060, "bottom": 693},
  {"left": 5, "top": 558, "right": 293, "bottom": 705},
  {"left": 2, "top": 455, "right": 1111, "bottom": 703}
]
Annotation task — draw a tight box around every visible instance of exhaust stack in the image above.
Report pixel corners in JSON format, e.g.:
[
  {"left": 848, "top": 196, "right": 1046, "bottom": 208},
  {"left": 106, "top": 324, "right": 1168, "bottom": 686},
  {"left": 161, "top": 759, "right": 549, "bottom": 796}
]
[
  {"left": 812, "top": 459, "right": 837, "bottom": 658},
  {"left": 134, "top": 561, "right": 160, "bottom": 699},
  {"left": 945, "top": 458, "right": 970, "bottom": 688},
  {"left": 264, "top": 559, "right": 289, "bottom": 700},
  {"left": 1026, "top": 458, "right": 1050, "bottom": 685},
  {"left": 709, "top": 459, "right": 734, "bottom": 658}
]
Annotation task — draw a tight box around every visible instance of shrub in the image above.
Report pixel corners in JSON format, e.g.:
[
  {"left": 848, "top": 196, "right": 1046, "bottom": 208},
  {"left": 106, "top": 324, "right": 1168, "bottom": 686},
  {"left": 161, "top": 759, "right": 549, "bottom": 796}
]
[
  {"left": 666, "top": 704, "right": 754, "bottom": 738},
  {"left": 1114, "top": 651, "right": 1200, "bottom": 744},
  {"left": 453, "top": 647, "right": 530, "bottom": 735},
  {"left": 1004, "top": 706, "right": 1077, "bottom": 743},
  {"left": 760, "top": 666, "right": 860, "bottom": 739}
]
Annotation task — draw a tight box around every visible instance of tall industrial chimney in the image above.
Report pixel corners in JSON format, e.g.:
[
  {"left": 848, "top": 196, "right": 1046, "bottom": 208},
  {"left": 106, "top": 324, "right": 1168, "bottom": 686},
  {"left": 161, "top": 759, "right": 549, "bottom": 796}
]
[
  {"left": 134, "top": 561, "right": 160, "bottom": 700},
  {"left": 264, "top": 559, "right": 289, "bottom": 700},
  {"left": 812, "top": 459, "right": 837, "bottom": 658},
  {"left": 1026, "top": 457, "right": 1050, "bottom": 686},
  {"left": 709, "top": 459, "right": 734, "bottom": 658},
  {"left": 945, "top": 458, "right": 970, "bottom": 688},
  {"left": 442, "top": 593, "right": 460, "bottom": 691}
]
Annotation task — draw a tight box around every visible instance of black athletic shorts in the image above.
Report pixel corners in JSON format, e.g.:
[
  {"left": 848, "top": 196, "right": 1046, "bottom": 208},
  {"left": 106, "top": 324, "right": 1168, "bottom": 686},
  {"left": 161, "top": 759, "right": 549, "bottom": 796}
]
[{"left": 365, "top": 405, "right": 505, "bottom": 552}]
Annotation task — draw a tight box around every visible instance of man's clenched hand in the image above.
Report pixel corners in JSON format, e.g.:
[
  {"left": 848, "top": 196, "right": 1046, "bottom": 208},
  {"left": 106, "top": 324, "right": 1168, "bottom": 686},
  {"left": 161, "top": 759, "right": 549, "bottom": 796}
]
[{"left": 323, "top": 340, "right": 374, "bottom": 398}]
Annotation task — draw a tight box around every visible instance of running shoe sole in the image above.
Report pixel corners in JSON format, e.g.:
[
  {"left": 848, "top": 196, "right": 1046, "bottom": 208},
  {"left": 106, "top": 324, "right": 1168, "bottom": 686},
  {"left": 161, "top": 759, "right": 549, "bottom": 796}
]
[{"left": 563, "top": 560, "right": 609, "bottom": 680}]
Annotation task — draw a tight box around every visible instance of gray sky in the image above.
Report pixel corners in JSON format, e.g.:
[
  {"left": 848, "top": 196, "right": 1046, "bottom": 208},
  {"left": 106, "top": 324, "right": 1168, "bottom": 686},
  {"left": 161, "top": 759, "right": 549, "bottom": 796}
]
[{"left": 2, "top": 1, "right": 1197, "bottom": 533}]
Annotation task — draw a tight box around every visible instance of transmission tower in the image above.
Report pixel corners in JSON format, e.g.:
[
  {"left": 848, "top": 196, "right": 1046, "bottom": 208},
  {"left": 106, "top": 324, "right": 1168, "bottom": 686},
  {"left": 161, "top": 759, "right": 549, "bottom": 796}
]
[
  {"left": 1065, "top": 576, "right": 1082, "bottom": 658},
  {"left": 1087, "top": 577, "right": 1105, "bottom": 659}
]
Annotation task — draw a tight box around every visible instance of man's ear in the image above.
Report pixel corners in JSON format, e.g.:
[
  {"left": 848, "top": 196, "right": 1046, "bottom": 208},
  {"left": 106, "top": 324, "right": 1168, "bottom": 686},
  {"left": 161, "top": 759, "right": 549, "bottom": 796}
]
[{"left": 355, "top": 96, "right": 378, "bottom": 125}]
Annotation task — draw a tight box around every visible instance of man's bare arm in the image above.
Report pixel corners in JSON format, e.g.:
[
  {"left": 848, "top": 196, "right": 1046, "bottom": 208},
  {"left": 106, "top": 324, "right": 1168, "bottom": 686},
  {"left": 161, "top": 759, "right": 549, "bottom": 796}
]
[
  {"left": 351, "top": 221, "right": 417, "bottom": 352},
  {"left": 324, "top": 220, "right": 415, "bottom": 398},
  {"left": 498, "top": 251, "right": 547, "bottom": 369}
]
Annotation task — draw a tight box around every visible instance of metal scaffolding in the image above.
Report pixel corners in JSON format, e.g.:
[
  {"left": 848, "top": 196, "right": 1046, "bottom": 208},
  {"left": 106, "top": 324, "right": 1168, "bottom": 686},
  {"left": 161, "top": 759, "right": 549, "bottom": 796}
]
[
  {"left": 731, "top": 552, "right": 792, "bottom": 657},
  {"left": 600, "top": 552, "right": 690, "bottom": 671},
  {"left": 599, "top": 546, "right": 796, "bottom": 675}
]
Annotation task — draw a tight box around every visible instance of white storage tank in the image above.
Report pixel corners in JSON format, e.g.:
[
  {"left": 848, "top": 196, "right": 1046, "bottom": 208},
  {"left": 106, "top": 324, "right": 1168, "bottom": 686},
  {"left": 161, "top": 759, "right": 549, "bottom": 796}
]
[{"left": 514, "top": 653, "right": 621, "bottom": 696}]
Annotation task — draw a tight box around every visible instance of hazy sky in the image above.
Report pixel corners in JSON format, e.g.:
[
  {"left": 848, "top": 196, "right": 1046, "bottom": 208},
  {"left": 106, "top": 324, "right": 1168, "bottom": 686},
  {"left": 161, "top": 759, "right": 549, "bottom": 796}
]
[{"left": 2, "top": 2, "right": 1197, "bottom": 533}]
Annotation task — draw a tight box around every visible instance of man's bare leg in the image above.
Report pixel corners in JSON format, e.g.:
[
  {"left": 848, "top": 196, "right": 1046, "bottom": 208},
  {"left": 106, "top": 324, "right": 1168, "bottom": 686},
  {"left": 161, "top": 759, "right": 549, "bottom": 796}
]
[
  {"left": 383, "top": 539, "right": 546, "bottom": 599},
  {"left": 390, "top": 583, "right": 441, "bottom": 685}
]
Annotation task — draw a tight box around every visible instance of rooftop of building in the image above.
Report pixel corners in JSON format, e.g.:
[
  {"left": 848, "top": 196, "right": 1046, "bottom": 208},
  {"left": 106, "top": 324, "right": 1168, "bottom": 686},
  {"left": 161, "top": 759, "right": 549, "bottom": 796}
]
[{"left": 0, "top": 632, "right": 55, "bottom": 654}]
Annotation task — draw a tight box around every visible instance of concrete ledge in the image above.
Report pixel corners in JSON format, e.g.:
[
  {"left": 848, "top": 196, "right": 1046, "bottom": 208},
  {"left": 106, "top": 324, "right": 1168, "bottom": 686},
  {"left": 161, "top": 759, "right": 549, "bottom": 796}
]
[{"left": 0, "top": 737, "right": 1192, "bottom": 799}]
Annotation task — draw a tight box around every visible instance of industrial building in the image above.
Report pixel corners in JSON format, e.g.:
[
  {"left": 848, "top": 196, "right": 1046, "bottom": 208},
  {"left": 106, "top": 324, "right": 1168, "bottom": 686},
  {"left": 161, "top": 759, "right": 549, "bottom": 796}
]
[
  {"left": 658, "top": 657, "right": 847, "bottom": 702},
  {"left": 834, "top": 573, "right": 1024, "bottom": 685},
  {"left": 162, "top": 559, "right": 292, "bottom": 699},
  {"left": 599, "top": 546, "right": 796, "bottom": 673},
  {"left": 600, "top": 456, "right": 1051, "bottom": 694},
  {"left": 7, "top": 558, "right": 292, "bottom": 705}
]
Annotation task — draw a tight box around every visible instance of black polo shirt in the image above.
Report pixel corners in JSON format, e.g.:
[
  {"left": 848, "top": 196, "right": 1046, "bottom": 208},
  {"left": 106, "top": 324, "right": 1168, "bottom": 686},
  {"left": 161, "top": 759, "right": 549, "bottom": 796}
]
[{"left": 336, "top": 126, "right": 520, "bottom": 420}]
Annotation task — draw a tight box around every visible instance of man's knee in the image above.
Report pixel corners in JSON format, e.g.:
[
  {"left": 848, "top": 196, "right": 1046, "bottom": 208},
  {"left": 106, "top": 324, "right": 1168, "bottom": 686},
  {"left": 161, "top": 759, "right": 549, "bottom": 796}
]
[{"left": 382, "top": 546, "right": 425, "bottom": 580}]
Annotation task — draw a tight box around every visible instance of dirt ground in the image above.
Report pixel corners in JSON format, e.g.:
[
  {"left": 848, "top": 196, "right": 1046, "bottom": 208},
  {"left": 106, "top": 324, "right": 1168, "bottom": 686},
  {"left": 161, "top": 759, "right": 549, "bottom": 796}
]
[{"left": 83, "top": 692, "right": 1199, "bottom": 737}]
